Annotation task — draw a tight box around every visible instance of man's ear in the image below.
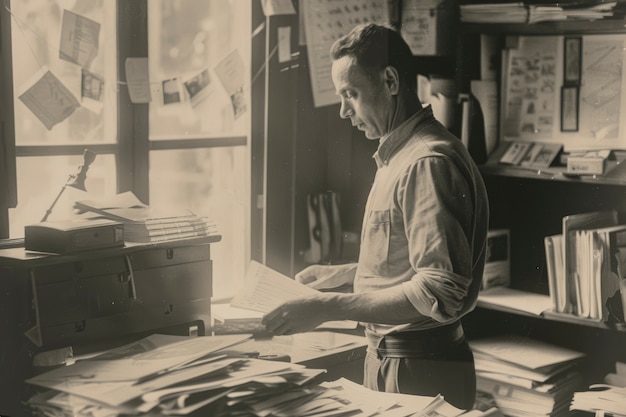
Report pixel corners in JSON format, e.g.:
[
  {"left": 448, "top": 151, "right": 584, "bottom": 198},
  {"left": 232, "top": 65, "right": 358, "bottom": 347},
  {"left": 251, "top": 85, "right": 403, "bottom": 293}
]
[{"left": 383, "top": 66, "right": 400, "bottom": 95}]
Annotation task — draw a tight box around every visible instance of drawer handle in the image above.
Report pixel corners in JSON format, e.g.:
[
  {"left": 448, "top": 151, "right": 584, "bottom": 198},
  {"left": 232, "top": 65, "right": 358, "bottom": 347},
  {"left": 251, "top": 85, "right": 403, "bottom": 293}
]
[
  {"left": 166, "top": 248, "right": 174, "bottom": 259},
  {"left": 124, "top": 255, "right": 137, "bottom": 300}
]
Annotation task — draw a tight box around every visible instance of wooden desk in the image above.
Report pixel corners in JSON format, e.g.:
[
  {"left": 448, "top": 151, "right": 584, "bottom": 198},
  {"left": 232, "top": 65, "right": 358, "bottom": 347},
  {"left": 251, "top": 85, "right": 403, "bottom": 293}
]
[
  {"left": 0, "top": 236, "right": 220, "bottom": 417},
  {"left": 231, "top": 330, "right": 368, "bottom": 383}
]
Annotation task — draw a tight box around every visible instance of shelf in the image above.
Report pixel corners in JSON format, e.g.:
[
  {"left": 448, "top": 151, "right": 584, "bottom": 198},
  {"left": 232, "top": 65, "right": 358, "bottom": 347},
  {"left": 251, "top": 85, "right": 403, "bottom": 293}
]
[
  {"left": 480, "top": 144, "right": 626, "bottom": 186},
  {"left": 461, "top": 18, "right": 626, "bottom": 36},
  {"left": 477, "top": 299, "right": 626, "bottom": 332}
]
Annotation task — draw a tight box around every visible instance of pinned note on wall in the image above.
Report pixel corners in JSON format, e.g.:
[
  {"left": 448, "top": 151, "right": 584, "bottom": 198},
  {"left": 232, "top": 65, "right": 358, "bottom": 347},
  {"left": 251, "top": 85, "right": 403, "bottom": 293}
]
[
  {"left": 125, "top": 57, "right": 150, "bottom": 104},
  {"left": 18, "top": 68, "right": 80, "bottom": 130},
  {"left": 214, "top": 50, "right": 247, "bottom": 119},
  {"left": 59, "top": 9, "right": 100, "bottom": 68}
]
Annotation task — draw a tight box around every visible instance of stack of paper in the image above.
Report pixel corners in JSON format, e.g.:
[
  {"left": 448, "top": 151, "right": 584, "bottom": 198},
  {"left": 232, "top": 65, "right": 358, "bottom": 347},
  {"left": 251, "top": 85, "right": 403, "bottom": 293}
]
[
  {"left": 470, "top": 334, "right": 586, "bottom": 417},
  {"left": 570, "top": 360, "right": 626, "bottom": 416},
  {"left": 460, "top": 3, "right": 528, "bottom": 23},
  {"left": 74, "top": 191, "right": 220, "bottom": 243},
  {"left": 570, "top": 384, "right": 626, "bottom": 416}
]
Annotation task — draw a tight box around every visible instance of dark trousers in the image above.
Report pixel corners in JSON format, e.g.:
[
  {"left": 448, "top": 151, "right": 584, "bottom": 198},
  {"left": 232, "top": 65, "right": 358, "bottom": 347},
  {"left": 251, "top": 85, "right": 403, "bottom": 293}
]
[{"left": 363, "top": 322, "right": 476, "bottom": 410}]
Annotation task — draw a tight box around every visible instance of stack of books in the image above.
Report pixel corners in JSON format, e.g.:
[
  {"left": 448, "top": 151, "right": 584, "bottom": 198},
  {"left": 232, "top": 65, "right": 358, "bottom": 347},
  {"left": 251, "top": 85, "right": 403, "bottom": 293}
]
[
  {"left": 470, "top": 334, "right": 586, "bottom": 417},
  {"left": 544, "top": 210, "right": 626, "bottom": 322},
  {"left": 74, "top": 191, "right": 220, "bottom": 243}
]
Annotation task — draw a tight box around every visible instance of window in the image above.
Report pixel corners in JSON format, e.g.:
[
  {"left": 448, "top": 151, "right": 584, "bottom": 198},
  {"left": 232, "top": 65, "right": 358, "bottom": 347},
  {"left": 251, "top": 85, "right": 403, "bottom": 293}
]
[
  {"left": 8, "top": 0, "right": 118, "bottom": 233},
  {"left": 2, "top": 0, "right": 251, "bottom": 299},
  {"left": 147, "top": 0, "right": 251, "bottom": 298}
]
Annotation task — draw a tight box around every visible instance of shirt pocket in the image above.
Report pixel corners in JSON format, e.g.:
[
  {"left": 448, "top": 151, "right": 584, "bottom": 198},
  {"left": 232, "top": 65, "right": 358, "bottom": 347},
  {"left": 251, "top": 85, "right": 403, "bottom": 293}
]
[{"left": 361, "top": 210, "right": 390, "bottom": 276}]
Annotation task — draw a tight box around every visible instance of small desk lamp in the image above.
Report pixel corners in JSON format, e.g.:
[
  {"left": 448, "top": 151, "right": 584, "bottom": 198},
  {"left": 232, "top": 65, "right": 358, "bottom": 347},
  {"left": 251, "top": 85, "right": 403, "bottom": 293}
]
[{"left": 40, "top": 149, "right": 97, "bottom": 222}]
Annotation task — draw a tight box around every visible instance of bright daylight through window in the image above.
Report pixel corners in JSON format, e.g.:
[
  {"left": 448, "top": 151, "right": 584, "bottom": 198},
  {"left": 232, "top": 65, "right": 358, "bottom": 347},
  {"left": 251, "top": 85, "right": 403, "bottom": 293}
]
[{"left": 7, "top": 0, "right": 250, "bottom": 298}]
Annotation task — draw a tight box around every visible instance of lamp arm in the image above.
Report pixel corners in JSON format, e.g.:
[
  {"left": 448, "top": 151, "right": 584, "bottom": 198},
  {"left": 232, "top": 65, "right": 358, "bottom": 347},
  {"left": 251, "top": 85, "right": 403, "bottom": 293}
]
[{"left": 40, "top": 176, "right": 72, "bottom": 222}]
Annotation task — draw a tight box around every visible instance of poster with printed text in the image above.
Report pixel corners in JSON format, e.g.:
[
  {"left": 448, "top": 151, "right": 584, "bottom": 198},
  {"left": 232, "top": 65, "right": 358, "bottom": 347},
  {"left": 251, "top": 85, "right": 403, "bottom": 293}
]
[{"left": 301, "top": 0, "right": 390, "bottom": 108}]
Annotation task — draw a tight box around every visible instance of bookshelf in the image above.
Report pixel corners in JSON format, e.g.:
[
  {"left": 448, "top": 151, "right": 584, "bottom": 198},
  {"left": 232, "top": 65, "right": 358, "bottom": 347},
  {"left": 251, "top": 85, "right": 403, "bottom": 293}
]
[{"left": 456, "top": 13, "right": 626, "bottom": 391}]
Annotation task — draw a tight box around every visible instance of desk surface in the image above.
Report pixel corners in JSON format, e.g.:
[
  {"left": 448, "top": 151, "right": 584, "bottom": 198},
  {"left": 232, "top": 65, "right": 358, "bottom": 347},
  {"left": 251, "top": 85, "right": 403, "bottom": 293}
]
[{"left": 231, "top": 331, "right": 368, "bottom": 383}]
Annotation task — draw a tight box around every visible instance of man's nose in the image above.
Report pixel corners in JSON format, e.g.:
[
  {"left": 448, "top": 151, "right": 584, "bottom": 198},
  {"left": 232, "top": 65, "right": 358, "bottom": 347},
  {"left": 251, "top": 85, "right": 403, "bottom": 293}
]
[{"left": 339, "top": 100, "right": 352, "bottom": 119}]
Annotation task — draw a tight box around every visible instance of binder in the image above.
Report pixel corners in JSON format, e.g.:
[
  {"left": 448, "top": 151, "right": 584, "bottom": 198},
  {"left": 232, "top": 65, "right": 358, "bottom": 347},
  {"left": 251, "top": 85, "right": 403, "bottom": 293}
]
[{"left": 562, "top": 210, "right": 617, "bottom": 315}]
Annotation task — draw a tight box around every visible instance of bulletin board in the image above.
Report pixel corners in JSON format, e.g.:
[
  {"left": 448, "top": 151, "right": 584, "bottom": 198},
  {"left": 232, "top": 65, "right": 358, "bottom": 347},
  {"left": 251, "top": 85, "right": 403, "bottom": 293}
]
[{"left": 500, "top": 34, "right": 626, "bottom": 151}]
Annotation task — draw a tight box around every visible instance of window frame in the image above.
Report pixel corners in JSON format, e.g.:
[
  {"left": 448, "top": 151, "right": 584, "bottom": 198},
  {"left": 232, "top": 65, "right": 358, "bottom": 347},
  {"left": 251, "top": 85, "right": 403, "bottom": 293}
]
[{"left": 0, "top": 0, "right": 252, "bottom": 246}]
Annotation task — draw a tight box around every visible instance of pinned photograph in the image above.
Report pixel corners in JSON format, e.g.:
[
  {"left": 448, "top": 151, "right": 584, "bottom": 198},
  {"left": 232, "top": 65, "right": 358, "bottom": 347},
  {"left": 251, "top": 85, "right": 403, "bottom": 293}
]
[
  {"left": 183, "top": 69, "right": 211, "bottom": 107},
  {"left": 162, "top": 78, "right": 181, "bottom": 105},
  {"left": 81, "top": 69, "right": 104, "bottom": 102},
  {"left": 230, "top": 86, "right": 247, "bottom": 119}
]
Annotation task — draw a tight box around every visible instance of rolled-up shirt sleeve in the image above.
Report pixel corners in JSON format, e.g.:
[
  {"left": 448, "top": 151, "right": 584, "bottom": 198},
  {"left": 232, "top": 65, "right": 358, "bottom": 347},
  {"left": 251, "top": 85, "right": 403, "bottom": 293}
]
[{"left": 399, "top": 156, "right": 477, "bottom": 323}]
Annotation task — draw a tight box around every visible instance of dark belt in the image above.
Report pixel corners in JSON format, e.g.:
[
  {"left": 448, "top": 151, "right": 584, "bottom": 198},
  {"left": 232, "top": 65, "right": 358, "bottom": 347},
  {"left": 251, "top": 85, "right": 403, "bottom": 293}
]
[{"left": 377, "top": 321, "right": 465, "bottom": 359}]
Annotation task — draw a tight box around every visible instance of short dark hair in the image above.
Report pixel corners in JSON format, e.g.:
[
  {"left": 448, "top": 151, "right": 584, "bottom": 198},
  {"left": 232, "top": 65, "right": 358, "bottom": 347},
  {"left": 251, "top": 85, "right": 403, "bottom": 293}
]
[{"left": 330, "top": 23, "right": 417, "bottom": 93}]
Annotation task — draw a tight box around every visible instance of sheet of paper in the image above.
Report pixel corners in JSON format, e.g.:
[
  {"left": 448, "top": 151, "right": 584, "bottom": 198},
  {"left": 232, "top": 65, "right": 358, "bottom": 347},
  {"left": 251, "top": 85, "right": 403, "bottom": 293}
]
[
  {"left": 400, "top": 0, "right": 438, "bottom": 55},
  {"left": 260, "top": 0, "right": 296, "bottom": 16},
  {"left": 469, "top": 334, "right": 585, "bottom": 370},
  {"left": 301, "top": 0, "right": 389, "bottom": 107},
  {"left": 478, "top": 286, "right": 552, "bottom": 316},
  {"left": 278, "top": 26, "right": 292, "bottom": 63},
  {"left": 28, "top": 334, "right": 248, "bottom": 383},
  {"left": 231, "top": 260, "right": 318, "bottom": 313},
  {"left": 59, "top": 9, "right": 100, "bottom": 68},
  {"left": 125, "top": 57, "right": 151, "bottom": 103},
  {"left": 18, "top": 69, "right": 80, "bottom": 130},
  {"left": 214, "top": 50, "right": 247, "bottom": 118}
]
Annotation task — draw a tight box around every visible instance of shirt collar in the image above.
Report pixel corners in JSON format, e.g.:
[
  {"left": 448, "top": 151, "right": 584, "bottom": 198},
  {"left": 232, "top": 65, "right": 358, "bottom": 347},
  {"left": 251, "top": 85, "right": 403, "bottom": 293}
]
[{"left": 373, "top": 106, "right": 433, "bottom": 168}]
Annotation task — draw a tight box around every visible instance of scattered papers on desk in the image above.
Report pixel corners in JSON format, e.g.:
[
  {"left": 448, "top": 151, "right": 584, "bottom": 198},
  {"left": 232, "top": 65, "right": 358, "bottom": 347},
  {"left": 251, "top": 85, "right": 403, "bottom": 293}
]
[
  {"left": 229, "top": 261, "right": 358, "bottom": 331},
  {"left": 478, "top": 286, "right": 552, "bottom": 316},
  {"left": 25, "top": 333, "right": 476, "bottom": 417},
  {"left": 470, "top": 334, "right": 585, "bottom": 417}
]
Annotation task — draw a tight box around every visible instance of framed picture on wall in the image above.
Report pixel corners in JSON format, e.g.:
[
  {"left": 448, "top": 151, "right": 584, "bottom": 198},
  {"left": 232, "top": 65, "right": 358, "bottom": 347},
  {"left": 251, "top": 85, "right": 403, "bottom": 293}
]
[
  {"left": 561, "top": 86, "right": 579, "bottom": 132},
  {"left": 564, "top": 37, "right": 582, "bottom": 84}
]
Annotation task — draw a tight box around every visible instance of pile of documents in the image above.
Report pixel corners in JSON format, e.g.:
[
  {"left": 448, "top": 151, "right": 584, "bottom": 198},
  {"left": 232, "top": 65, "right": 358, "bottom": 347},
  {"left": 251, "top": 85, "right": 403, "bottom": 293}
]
[
  {"left": 570, "top": 384, "right": 626, "bottom": 416},
  {"left": 74, "top": 191, "right": 220, "bottom": 243},
  {"left": 24, "top": 332, "right": 486, "bottom": 417},
  {"left": 570, "top": 360, "right": 626, "bottom": 416},
  {"left": 460, "top": 1, "right": 618, "bottom": 23},
  {"left": 470, "top": 334, "right": 586, "bottom": 417},
  {"left": 544, "top": 210, "right": 626, "bottom": 322}
]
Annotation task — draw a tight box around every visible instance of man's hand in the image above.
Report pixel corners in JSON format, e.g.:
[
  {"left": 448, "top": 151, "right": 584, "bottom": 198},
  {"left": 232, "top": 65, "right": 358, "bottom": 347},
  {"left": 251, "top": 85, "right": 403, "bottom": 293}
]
[
  {"left": 262, "top": 295, "right": 332, "bottom": 336},
  {"left": 295, "top": 263, "right": 357, "bottom": 290}
]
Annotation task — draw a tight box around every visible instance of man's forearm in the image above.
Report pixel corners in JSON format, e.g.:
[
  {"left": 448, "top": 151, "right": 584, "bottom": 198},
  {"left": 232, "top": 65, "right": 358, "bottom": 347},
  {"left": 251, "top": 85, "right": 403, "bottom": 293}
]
[{"left": 320, "top": 285, "right": 422, "bottom": 325}]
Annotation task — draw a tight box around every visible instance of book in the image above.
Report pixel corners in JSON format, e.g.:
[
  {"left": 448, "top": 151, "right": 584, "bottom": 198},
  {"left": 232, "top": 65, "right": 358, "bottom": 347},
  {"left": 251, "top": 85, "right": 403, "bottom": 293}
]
[{"left": 544, "top": 234, "right": 565, "bottom": 313}]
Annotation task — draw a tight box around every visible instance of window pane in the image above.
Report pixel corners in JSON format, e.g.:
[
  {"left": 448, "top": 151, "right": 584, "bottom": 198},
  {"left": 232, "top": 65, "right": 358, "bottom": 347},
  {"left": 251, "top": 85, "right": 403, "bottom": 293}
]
[
  {"left": 149, "top": 148, "right": 248, "bottom": 298},
  {"left": 9, "top": 154, "right": 117, "bottom": 238},
  {"left": 10, "top": 0, "right": 117, "bottom": 145},
  {"left": 148, "top": 0, "right": 250, "bottom": 139}
]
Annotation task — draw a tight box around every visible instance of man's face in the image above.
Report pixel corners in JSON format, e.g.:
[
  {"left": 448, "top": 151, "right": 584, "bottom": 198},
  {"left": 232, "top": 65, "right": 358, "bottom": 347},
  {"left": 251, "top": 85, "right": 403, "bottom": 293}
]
[{"left": 331, "top": 56, "right": 394, "bottom": 140}]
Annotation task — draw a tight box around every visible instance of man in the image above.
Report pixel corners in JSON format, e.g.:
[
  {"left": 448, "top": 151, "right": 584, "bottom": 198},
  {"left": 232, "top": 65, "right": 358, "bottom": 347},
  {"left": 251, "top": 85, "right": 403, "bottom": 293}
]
[{"left": 262, "top": 23, "right": 489, "bottom": 409}]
